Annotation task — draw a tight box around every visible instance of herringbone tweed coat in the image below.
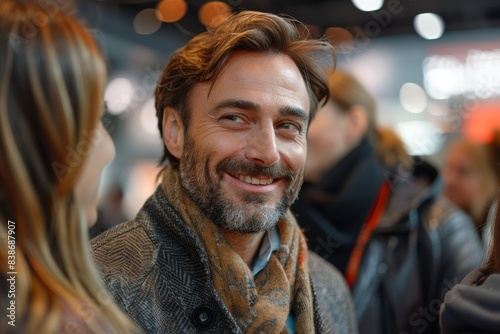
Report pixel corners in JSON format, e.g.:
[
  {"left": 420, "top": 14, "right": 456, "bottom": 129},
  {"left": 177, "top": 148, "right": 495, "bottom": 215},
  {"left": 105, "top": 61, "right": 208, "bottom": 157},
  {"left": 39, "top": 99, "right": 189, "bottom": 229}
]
[{"left": 91, "top": 186, "right": 358, "bottom": 334}]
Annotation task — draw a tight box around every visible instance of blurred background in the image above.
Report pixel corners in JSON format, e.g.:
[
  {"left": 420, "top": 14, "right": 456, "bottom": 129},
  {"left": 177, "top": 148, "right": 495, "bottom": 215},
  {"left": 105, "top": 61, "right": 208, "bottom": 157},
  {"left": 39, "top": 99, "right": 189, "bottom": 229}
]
[{"left": 77, "top": 0, "right": 500, "bottom": 235}]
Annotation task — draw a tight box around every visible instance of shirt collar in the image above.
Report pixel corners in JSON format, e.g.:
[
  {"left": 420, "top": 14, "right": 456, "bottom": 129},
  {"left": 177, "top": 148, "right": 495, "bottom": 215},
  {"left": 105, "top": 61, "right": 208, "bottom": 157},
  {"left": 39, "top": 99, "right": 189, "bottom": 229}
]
[{"left": 251, "top": 226, "right": 280, "bottom": 276}]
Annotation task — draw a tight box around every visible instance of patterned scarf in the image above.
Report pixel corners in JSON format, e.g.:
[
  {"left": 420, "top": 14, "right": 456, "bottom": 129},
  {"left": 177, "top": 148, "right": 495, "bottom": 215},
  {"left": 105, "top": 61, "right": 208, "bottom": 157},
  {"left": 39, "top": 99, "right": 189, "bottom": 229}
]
[{"left": 162, "top": 165, "right": 316, "bottom": 333}]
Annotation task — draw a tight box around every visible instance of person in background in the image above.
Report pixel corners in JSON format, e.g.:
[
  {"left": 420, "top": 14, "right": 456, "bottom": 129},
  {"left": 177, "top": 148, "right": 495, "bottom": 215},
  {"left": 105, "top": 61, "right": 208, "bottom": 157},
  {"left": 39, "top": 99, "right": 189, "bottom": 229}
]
[
  {"left": 91, "top": 11, "right": 357, "bottom": 334},
  {"left": 0, "top": 1, "right": 138, "bottom": 333},
  {"left": 291, "top": 69, "right": 483, "bottom": 334},
  {"left": 442, "top": 137, "right": 499, "bottom": 244}
]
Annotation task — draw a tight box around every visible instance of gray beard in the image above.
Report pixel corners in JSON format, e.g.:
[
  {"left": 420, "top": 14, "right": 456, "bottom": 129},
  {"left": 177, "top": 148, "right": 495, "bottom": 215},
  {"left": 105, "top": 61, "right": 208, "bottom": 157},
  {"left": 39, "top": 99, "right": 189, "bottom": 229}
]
[
  {"left": 180, "top": 171, "right": 290, "bottom": 233},
  {"left": 178, "top": 133, "right": 300, "bottom": 233}
]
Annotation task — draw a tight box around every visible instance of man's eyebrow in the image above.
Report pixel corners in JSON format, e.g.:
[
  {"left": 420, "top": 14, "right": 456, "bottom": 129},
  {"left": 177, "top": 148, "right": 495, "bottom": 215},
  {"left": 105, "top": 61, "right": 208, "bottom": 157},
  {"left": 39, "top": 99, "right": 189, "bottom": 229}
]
[
  {"left": 214, "top": 99, "right": 261, "bottom": 112},
  {"left": 213, "top": 99, "right": 308, "bottom": 122},
  {"left": 279, "top": 105, "right": 308, "bottom": 123}
]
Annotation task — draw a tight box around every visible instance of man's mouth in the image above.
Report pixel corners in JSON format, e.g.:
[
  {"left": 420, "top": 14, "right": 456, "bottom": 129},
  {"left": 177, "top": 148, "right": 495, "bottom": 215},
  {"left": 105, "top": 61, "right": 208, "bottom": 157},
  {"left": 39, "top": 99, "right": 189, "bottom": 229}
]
[{"left": 236, "top": 174, "right": 274, "bottom": 185}]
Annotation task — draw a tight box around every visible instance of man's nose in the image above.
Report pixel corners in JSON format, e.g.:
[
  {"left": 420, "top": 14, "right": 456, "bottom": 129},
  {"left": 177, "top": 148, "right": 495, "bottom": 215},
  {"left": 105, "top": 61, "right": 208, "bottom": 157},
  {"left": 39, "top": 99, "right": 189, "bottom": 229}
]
[{"left": 244, "top": 125, "right": 280, "bottom": 167}]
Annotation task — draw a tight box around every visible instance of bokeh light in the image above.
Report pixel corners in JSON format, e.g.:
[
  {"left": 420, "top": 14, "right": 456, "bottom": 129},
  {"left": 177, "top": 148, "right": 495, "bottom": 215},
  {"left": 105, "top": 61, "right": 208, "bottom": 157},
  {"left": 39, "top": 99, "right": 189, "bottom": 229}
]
[
  {"left": 395, "top": 121, "right": 442, "bottom": 155},
  {"left": 104, "top": 78, "right": 134, "bottom": 115},
  {"left": 156, "top": 0, "right": 188, "bottom": 23},
  {"left": 140, "top": 98, "right": 158, "bottom": 135},
  {"left": 414, "top": 13, "right": 445, "bottom": 40},
  {"left": 352, "top": 0, "right": 384, "bottom": 12},
  {"left": 463, "top": 103, "right": 500, "bottom": 143},
  {"left": 399, "top": 82, "right": 428, "bottom": 113},
  {"left": 198, "top": 1, "right": 231, "bottom": 28},
  {"left": 133, "top": 8, "right": 162, "bottom": 35}
]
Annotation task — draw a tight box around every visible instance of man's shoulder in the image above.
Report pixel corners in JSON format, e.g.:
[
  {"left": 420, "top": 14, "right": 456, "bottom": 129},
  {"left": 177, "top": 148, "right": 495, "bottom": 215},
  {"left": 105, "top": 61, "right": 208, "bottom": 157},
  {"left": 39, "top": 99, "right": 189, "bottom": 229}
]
[
  {"left": 91, "top": 188, "right": 166, "bottom": 273},
  {"left": 308, "top": 250, "right": 346, "bottom": 291},
  {"left": 308, "top": 250, "right": 358, "bottom": 334},
  {"left": 92, "top": 218, "right": 146, "bottom": 243},
  {"left": 91, "top": 219, "right": 155, "bottom": 263},
  {"left": 308, "top": 251, "right": 353, "bottom": 308},
  {"left": 90, "top": 219, "right": 157, "bottom": 294}
]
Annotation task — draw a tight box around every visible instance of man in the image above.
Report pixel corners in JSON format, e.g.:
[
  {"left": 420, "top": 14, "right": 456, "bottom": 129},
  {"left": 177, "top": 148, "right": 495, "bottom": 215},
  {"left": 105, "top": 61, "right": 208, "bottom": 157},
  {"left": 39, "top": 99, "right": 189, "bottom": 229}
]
[{"left": 91, "top": 11, "right": 357, "bottom": 334}]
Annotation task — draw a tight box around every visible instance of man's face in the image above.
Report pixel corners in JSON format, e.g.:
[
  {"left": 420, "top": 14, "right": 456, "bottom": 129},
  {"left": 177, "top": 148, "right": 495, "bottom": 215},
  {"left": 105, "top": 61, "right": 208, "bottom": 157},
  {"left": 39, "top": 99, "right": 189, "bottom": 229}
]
[{"left": 178, "top": 51, "right": 310, "bottom": 233}]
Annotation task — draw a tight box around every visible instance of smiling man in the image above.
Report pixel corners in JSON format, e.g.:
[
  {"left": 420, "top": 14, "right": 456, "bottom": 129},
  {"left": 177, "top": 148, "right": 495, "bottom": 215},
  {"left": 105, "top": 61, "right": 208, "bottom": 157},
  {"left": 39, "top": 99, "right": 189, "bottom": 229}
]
[{"left": 91, "top": 11, "right": 357, "bottom": 334}]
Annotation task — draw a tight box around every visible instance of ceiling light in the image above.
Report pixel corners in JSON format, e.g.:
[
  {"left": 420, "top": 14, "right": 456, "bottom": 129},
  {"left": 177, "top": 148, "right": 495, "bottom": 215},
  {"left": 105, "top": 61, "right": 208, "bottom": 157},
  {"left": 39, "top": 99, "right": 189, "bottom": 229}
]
[
  {"left": 352, "top": 0, "right": 384, "bottom": 12},
  {"left": 414, "top": 13, "right": 445, "bottom": 40},
  {"left": 399, "top": 83, "right": 428, "bottom": 113}
]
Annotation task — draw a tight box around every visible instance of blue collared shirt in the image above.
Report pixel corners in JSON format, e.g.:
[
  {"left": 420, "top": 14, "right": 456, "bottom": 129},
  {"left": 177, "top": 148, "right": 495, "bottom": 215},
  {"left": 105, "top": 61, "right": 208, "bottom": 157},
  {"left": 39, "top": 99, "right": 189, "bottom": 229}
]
[{"left": 250, "top": 227, "right": 295, "bottom": 332}]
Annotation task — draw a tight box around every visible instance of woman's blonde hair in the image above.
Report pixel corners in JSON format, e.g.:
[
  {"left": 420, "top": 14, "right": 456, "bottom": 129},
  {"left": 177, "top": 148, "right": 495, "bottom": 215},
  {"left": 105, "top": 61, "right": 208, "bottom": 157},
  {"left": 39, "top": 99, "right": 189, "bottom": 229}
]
[
  {"left": 0, "top": 1, "right": 136, "bottom": 332},
  {"left": 326, "top": 69, "right": 412, "bottom": 170}
]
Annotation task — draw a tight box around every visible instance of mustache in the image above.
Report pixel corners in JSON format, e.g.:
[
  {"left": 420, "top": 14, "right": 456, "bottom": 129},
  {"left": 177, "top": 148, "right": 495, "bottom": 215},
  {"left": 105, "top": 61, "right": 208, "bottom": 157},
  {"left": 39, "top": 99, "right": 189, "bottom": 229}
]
[{"left": 216, "top": 158, "right": 296, "bottom": 181}]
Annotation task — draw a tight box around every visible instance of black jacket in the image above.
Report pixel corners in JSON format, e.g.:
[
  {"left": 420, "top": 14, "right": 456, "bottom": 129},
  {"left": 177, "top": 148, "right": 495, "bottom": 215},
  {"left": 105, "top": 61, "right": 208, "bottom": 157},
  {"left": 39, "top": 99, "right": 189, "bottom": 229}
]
[
  {"left": 292, "top": 140, "right": 484, "bottom": 334},
  {"left": 440, "top": 267, "right": 500, "bottom": 333}
]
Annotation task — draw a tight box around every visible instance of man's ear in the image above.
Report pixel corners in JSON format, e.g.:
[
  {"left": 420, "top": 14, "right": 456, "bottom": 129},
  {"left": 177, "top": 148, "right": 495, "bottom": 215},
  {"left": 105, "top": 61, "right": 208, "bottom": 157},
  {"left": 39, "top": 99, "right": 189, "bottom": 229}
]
[
  {"left": 162, "top": 107, "right": 184, "bottom": 159},
  {"left": 348, "top": 105, "right": 369, "bottom": 142}
]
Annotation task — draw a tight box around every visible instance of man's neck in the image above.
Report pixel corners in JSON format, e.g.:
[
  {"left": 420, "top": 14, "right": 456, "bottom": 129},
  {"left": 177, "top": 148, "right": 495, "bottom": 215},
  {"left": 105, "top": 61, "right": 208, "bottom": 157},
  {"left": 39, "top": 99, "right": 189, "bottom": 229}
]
[{"left": 220, "top": 229, "right": 266, "bottom": 268}]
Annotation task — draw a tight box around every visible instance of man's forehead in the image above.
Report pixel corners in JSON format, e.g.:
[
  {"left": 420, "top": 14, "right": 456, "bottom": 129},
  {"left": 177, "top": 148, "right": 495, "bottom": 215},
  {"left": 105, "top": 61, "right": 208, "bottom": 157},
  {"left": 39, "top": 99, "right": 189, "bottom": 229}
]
[
  {"left": 218, "top": 51, "right": 302, "bottom": 79},
  {"left": 203, "top": 52, "right": 308, "bottom": 101}
]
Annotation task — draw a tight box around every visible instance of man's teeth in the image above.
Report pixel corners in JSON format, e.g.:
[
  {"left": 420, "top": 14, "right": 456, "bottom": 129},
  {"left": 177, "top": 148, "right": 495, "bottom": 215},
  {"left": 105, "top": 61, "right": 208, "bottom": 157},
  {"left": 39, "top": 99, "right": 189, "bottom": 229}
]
[{"left": 238, "top": 175, "right": 273, "bottom": 185}]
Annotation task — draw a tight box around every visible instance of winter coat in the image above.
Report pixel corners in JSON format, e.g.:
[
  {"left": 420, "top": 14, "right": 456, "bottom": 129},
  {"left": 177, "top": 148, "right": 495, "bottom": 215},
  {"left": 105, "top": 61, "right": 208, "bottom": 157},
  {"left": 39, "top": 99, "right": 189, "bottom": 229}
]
[{"left": 91, "top": 186, "right": 358, "bottom": 334}]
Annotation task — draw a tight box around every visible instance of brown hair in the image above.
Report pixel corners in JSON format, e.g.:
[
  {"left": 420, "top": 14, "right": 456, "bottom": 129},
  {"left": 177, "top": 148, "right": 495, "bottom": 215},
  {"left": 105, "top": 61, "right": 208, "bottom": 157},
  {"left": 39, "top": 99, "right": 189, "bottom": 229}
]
[
  {"left": 0, "top": 1, "right": 136, "bottom": 332},
  {"left": 326, "top": 69, "right": 412, "bottom": 170},
  {"left": 154, "top": 10, "right": 335, "bottom": 168}
]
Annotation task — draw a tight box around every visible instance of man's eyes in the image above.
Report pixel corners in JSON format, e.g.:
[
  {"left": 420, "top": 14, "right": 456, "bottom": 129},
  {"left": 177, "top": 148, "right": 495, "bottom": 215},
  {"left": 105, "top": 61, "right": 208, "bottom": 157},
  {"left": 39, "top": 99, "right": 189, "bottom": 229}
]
[
  {"left": 278, "top": 121, "right": 303, "bottom": 134},
  {"left": 219, "top": 114, "right": 304, "bottom": 136},
  {"left": 222, "top": 114, "right": 246, "bottom": 123}
]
